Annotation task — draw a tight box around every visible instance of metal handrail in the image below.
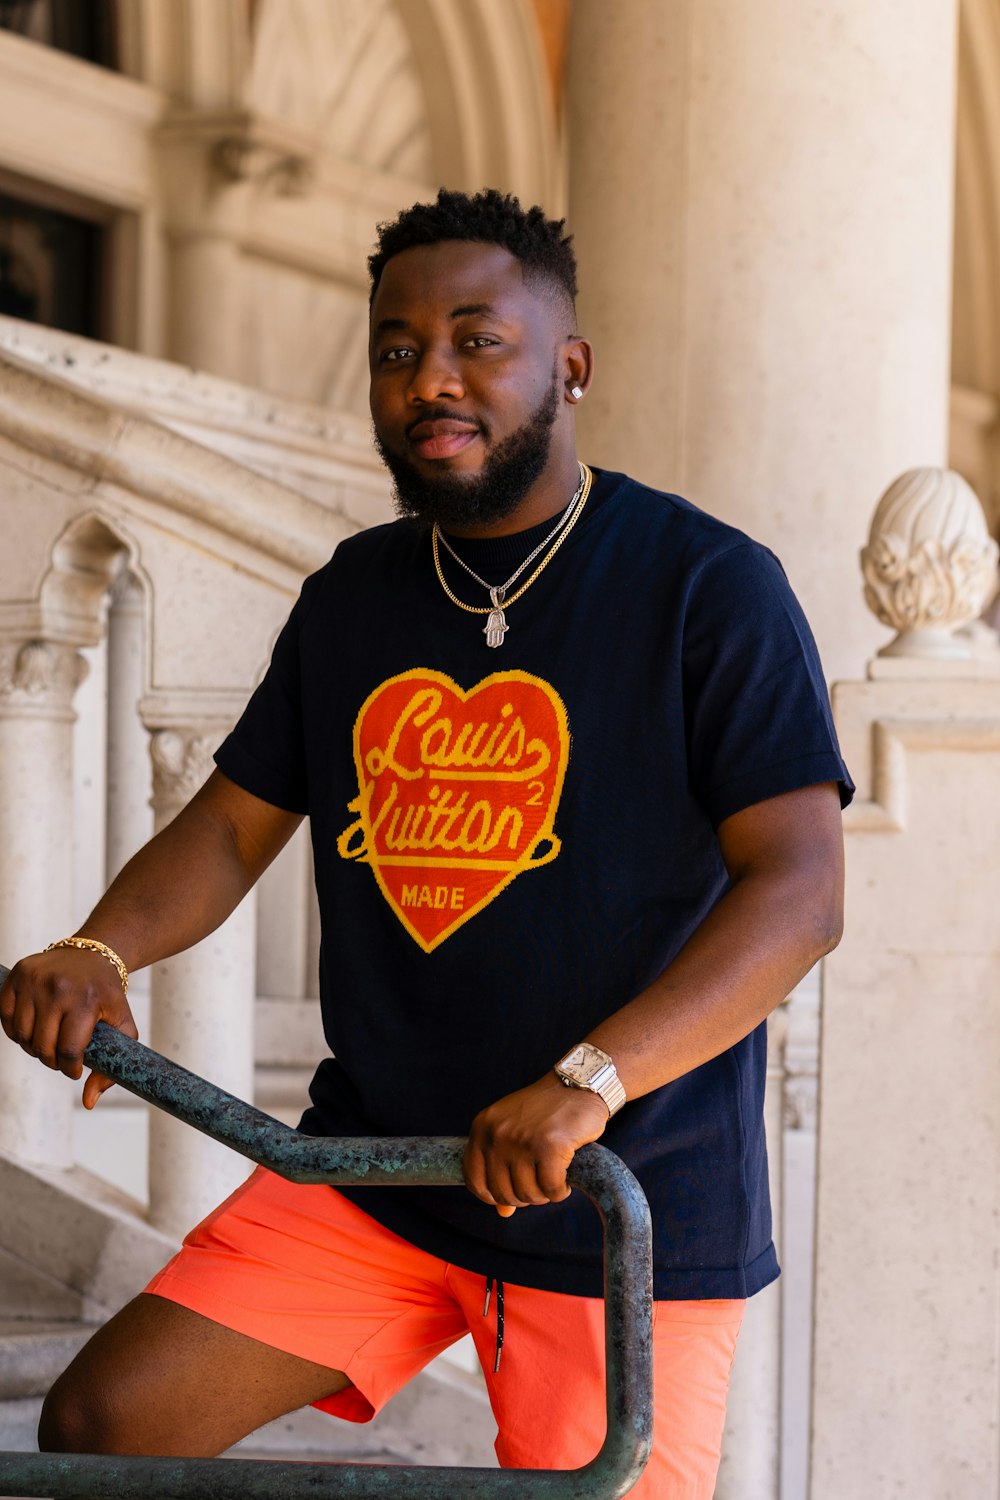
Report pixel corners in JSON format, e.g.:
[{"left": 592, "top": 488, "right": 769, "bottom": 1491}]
[{"left": 0, "top": 964, "right": 653, "bottom": 1499}]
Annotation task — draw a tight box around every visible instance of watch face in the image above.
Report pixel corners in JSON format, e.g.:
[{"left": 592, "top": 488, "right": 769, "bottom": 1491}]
[{"left": 558, "top": 1044, "right": 605, "bottom": 1085}]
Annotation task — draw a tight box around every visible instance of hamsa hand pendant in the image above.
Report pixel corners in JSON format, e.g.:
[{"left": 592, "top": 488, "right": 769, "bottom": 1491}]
[{"left": 484, "top": 606, "right": 509, "bottom": 648}]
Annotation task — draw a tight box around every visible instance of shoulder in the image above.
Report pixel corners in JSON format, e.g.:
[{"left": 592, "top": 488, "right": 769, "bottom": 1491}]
[
  {"left": 590, "top": 467, "right": 783, "bottom": 593},
  {"left": 299, "top": 518, "right": 426, "bottom": 603}
]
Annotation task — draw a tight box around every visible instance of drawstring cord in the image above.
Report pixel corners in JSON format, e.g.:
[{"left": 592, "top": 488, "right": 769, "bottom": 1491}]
[{"left": 483, "top": 1276, "right": 505, "bottom": 1373}]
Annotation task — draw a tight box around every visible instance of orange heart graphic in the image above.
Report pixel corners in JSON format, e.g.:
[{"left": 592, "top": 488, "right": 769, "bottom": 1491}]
[{"left": 337, "top": 669, "right": 570, "bottom": 951}]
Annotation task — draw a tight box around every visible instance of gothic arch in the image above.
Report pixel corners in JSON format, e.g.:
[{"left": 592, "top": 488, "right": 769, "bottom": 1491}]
[{"left": 392, "top": 0, "right": 563, "bottom": 210}]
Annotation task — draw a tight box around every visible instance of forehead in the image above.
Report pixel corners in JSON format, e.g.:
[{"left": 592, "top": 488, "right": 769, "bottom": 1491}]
[{"left": 370, "top": 240, "right": 549, "bottom": 326}]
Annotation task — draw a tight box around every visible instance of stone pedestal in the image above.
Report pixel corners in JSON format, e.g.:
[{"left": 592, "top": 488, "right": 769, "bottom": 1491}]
[
  {"left": 812, "top": 658, "right": 1000, "bottom": 1500},
  {"left": 566, "top": 0, "right": 959, "bottom": 683},
  {"left": 145, "top": 721, "right": 256, "bottom": 1238},
  {"left": 0, "top": 639, "right": 87, "bottom": 1168}
]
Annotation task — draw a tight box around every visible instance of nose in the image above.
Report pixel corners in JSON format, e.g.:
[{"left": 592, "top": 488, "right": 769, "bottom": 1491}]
[{"left": 406, "top": 345, "right": 464, "bottom": 404}]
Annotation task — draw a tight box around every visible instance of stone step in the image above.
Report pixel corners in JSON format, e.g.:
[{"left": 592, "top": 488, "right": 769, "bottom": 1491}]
[
  {"left": 0, "top": 1248, "right": 82, "bottom": 1324},
  {"left": 0, "top": 1395, "right": 42, "bottom": 1451},
  {"left": 230, "top": 1367, "right": 497, "bottom": 1468},
  {"left": 0, "top": 1321, "right": 94, "bottom": 1401}
]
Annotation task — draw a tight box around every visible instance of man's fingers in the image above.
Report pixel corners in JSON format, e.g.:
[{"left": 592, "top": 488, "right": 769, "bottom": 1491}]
[
  {"left": 0, "top": 974, "right": 15, "bottom": 1040},
  {"left": 509, "top": 1159, "right": 552, "bottom": 1206},
  {"left": 535, "top": 1156, "right": 574, "bottom": 1203},
  {"left": 82, "top": 1070, "right": 116, "bottom": 1110},
  {"left": 10, "top": 991, "right": 37, "bottom": 1055},
  {"left": 462, "top": 1137, "right": 495, "bottom": 1206}
]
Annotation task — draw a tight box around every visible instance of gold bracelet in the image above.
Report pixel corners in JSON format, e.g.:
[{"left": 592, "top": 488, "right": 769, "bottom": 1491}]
[{"left": 45, "top": 937, "right": 129, "bottom": 997}]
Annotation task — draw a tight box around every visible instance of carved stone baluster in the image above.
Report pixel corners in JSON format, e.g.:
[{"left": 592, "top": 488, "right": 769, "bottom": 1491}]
[
  {"left": 145, "top": 721, "right": 256, "bottom": 1238},
  {"left": 0, "top": 639, "right": 88, "bottom": 1168},
  {"left": 715, "top": 1006, "right": 788, "bottom": 1500}
]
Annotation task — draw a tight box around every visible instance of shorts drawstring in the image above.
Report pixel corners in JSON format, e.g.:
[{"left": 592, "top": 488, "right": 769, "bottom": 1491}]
[{"left": 483, "top": 1275, "right": 505, "bottom": 1373}]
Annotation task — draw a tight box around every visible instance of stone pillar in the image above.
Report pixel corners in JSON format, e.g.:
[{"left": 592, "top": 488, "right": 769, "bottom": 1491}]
[
  {"left": 146, "top": 723, "right": 256, "bottom": 1238},
  {"left": 566, "top": 0, "right": 959, "bottom": 683},
  {"left": 0, "top": 639, "right": 87, "bottom": 1168},
  {"left": 715, "top": 1008, "right": 787, "bottom": 1500}
]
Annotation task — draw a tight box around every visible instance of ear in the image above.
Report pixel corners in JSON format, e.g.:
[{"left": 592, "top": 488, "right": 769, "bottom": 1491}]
[{"left": 562, "top": 338, "right": 594, "bottom": 405}]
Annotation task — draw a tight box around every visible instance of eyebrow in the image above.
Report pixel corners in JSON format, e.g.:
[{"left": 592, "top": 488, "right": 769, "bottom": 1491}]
[{"left": 373, "top": 303, "right": 506, "bottom": 337}]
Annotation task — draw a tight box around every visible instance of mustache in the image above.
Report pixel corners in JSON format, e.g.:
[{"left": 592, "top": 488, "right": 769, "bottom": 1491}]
[{"left": 404, "top": 409, "right": 483, "bottom": 438}]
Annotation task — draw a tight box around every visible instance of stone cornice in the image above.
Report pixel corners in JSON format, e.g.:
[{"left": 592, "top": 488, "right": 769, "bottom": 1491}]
[{"left": 0, "top": 30, "right": 163, "bottom": 209}]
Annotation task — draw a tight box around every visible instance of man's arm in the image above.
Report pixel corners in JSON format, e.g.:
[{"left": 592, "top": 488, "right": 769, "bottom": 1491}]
[
  {"left": 0, "top": 769, "right": 301, "bottom": 1109},
  {"left": 463, "top": 780, "right": 845, "bottom": 1213}
]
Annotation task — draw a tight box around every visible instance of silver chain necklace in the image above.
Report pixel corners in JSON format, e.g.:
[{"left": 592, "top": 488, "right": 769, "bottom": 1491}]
[{"left": 433, "top": 464, "right": 587, "bottom": 648}]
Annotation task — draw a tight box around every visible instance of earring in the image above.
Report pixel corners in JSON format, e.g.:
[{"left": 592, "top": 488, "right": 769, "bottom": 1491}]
[{"left": 570, "top": 385, "right": 584, "bottom": 400}]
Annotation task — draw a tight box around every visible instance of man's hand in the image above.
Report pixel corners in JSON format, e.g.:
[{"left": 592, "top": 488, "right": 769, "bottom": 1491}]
[
  {"left": 0, "top": 948, "right": 139, "bottom": 1110},
  {"left": 463, "top": 1072, "right": 610, "bottom": 1216}
]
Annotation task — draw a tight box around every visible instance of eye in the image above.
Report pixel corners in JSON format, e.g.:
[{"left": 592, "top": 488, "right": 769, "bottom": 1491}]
[
  {"left": 379, "top": 346, "right": 415, "bottom": 364},
  {"left": 462, "top": 335, "right": 500, "bottom": 350}
]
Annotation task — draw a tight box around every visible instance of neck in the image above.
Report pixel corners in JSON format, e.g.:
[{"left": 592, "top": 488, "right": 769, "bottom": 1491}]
[{"left": 442, "top": 451, "right": 583, "bottom": 540}]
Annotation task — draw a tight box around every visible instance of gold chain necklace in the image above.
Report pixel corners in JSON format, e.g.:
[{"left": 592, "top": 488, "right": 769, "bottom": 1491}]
[{"left": 431, "top": 463, "right": 593, "bottom": 648}]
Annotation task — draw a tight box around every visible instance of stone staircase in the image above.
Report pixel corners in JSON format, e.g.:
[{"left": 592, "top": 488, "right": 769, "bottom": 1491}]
[{"left": 0, "top": 1246, "right": 96, "bottom": 1450}]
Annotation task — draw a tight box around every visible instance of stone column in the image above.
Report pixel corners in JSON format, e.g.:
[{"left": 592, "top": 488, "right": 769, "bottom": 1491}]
[
  {"left": 105, "top": 573, "right": 153, "bottom": 1033},
  {"left": 715, "top": 1007, "right": 787, "bottom": 1500},
  {"left": 0, "top": 639, "right": 87, "bottom": 1168},
  {"left": 566, "top": 0, "right": 959, "bottom": 683},
  {"left": 146, "top": 723, "right": 256, "bottom": 1238}
]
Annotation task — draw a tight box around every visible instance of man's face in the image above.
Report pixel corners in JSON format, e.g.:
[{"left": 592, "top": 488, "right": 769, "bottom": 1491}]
[{"left": 369, "top": 240, "right": 571, "bottom": 529}]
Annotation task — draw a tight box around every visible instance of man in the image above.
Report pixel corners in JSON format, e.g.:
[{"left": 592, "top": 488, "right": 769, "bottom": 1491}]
[{"left": 0, "top": 189, "right": 851, "bottom": 1497}]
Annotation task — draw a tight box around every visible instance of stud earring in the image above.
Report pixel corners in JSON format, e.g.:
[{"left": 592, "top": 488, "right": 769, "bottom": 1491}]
[{"left": 570, "top": 385, "right": 584, "bottom": 400}]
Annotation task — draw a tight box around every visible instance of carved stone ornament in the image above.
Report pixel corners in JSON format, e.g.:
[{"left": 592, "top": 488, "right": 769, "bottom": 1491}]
[
  {"left": 860, "top": 467, "right": 1000, "bottom": 658},
  {"left": 0, "top": 640, "right": 88, "bottom": 717},
  {"left": 149, "top": 728, "right": 222, "bottom": 814}
]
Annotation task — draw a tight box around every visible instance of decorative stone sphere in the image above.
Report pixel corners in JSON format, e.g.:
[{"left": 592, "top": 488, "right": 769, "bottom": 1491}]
[{"left": 860, "top": 467, "right": 1000, "bottom": 658}]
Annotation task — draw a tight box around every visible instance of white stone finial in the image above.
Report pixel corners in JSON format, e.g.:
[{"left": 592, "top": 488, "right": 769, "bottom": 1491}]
[{"left": 860, "top": 467, "right": 999, "bottom": 659}]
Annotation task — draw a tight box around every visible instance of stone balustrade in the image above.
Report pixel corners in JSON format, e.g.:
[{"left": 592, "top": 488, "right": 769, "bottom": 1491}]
[{"left": 0, "top": 319, "right": 388, "bottom": 1236}]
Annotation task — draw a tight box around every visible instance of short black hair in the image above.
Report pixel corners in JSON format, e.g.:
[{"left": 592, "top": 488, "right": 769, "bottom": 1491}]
[{"left": 368, "top": 187, "right": 578, "bottom": 311}]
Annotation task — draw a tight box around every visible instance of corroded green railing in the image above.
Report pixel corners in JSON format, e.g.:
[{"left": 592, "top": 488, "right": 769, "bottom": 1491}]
[{"left": 0, "top": 962, "right": 653, "bottom": 1498}]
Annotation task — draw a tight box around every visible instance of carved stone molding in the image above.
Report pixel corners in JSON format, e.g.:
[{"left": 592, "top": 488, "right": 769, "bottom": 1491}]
[
  {"left": 0, "top": 639, "right": 88, "bottom": 720},
  {"left": 212, "top": 135, "right": 313, "bottom": 195},
  {"left": 860, "top": 467, "right": 999, "bottom": 658},
  {"left": 844, "top": 713, "right": 1000, "bottom": 832},
  {"left": 149, "top": 727, "right": 225, "bottom": 817}
]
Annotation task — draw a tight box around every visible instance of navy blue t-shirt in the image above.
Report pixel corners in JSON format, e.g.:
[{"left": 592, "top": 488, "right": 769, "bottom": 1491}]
[{"left": 216, "top": 468, "right": 853, "bottom": 1300}]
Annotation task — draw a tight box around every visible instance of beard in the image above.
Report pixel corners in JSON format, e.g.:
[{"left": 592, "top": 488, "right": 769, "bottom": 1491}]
[{"left": 372, "top": 370, "right": 560, "bottom": 531}]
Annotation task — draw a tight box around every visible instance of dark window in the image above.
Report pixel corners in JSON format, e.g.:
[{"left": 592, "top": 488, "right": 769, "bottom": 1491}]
[
  {"left": 0, "top": 194, "right": 104, "bottom": 337},
  {"left": 0, "top": 0, "right": 117, "bottom": 69}
]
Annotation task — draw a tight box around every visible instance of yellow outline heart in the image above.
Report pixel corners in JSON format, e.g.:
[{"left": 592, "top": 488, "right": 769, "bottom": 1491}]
[{"left": 338, "top": 668, "right": 570, "bottom": 952}]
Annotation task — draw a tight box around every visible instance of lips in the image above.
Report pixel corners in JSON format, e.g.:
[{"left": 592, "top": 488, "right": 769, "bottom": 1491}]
[{"left": 407, "top": 418, "right": 480, "bottom": 460}]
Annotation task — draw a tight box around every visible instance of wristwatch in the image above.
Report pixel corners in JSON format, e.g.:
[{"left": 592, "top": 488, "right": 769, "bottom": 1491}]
[{"left": 554, "top": 1042, "right": 627, "bottom": 1117}]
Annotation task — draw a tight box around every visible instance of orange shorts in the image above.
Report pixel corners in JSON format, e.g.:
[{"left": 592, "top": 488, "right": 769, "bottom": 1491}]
[{"left": 146, "top": 1167, "right": 744, "bottom": 1499}]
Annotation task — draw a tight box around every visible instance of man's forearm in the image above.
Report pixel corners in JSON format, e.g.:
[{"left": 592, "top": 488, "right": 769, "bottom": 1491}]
[
  {"left": 583, "top": 861, "right": 839, "bottom": 1102},
  {"left": 76, "top": 799, "right": 260, "bottom": 973},
  {"left": 463, "top": 781, "right": 845, "bottom": 1212}
]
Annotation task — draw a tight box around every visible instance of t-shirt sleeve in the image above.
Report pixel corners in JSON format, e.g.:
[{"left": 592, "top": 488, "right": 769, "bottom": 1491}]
[
  {"left": 682, "top": 541, "right": 854, "bottom": 826},
  {"left": 213, "top": 580, "right": 315, "bottom": 815}
]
